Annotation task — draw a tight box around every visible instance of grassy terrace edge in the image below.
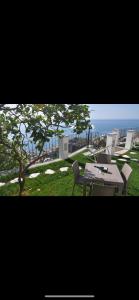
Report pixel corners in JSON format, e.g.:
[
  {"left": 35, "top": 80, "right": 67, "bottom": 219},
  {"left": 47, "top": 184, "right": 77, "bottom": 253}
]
[{"left": 0, "top": 149, "right": 139, "bottom": 196}]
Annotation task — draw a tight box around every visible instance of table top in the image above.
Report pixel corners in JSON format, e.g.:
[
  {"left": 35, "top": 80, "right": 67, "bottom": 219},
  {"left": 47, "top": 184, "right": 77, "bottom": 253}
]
[{"left": 85, "top": 163, "right": 124, "bottom": 186}]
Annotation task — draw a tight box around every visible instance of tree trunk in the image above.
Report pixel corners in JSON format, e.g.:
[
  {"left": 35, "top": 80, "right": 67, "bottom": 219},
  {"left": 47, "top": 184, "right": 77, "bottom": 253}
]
[
  {"left": 19, "top": 176, "right": 25, "bottom": 196},
  {"left": 18, "top": 151, "right": 51, "bottom": 196},
  {"left": 19, "top": 161, "right": 25, "bottom": 196}
]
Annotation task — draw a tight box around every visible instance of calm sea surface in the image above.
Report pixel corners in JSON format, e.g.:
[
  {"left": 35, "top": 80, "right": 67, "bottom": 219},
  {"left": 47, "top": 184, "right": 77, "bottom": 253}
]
[
  {"left": 64, "top": 119, "right": 139, "bottom": 135},
  {"left": 88, "top": 119, "right": 139, "bottom": 135},
  {"left": 25, "top": 119, "right": 139, "bottom": 151},
  {"left": 1, "top": 119, "right": 139, "bottom": 174}
]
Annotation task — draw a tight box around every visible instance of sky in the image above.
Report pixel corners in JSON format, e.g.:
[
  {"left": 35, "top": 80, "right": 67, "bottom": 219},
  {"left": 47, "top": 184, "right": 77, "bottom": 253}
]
[
  {"left": 89, "top": 104, "right": 139, "bottom": 120},
  {"left": 3, "top": 103, "right": 139, "bottom": 120}
]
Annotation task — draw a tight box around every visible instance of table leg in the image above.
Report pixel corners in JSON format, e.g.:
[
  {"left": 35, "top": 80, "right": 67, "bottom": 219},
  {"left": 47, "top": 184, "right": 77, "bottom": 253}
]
[
  {"left": 89, "top": 184, "right": 93, "bottom": 196},
  {"left": 83, "top": 185, "right": 87, "bottom": 196},
  {"left": 116, "top": 185, "right": 123, "bottom": 196}
]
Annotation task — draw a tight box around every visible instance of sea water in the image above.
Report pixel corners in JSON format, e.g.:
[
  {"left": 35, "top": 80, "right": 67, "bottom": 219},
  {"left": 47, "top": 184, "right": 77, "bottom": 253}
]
[
  {"left": 1, "top": 119, "right": 139, "bottom": 175},
  {"left": 63, "top": 119, "right": 139, "bottom": 136},
  {"left": 24, "top": 119, "right": 139, "bottom": 152}
]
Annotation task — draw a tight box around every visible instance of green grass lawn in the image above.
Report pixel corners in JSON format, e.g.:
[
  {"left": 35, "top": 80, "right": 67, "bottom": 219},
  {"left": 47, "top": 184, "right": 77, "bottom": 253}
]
[{"left": 0, "top": 149, "right": 139, "bottom": 196}]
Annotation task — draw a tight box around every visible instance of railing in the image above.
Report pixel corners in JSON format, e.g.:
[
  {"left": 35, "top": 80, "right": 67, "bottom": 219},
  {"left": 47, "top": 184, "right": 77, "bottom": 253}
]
[
  {"left": 68, "top": 134, "right": 88, "bottom": 153},
  {"left": 119, "top": 127, "right": 139, "bottom": 138},
  {"left": 1, "top": 127, "right": 139, "bottom": 175},
  {"left": 68, "top": 131, "right": 107, "bottom": 153},
  {"left": 26, "top": 129, "right": 109, "bottom": 157},
  {"left": 24, "top": 135, "right": 60, "bottom": 164},
  {"left": 24, "top": 127, "right": 139, "bottom": 159}
]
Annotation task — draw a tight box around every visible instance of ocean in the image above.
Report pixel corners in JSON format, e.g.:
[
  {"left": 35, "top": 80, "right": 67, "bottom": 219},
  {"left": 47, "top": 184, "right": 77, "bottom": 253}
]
[
  {"left": 63, "top": 119, "right": 139, "bottom": 135},
  {"left": 88, "top": 119, "right": 139, "bottom": 135},
  {"left": 25, "top": 119, "right": 139, "bottom": 152},
  {"left": 1, "top": 119, "right": 139, "bottom": 175}
]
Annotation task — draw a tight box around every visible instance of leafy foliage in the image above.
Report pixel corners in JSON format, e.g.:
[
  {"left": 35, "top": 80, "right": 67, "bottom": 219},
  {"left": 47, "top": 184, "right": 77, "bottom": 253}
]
[{"left": 0, "top": 104, "right": 90, "bottom": 195}]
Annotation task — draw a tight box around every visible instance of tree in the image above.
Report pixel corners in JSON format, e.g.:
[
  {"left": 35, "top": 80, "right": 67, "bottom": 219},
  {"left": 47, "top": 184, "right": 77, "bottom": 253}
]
[
  {"left": 0, "top": 104, "right": 90, "bottom": 195},
  {"left": 87, "top": 108, "right": 95, "bottom": 147}
]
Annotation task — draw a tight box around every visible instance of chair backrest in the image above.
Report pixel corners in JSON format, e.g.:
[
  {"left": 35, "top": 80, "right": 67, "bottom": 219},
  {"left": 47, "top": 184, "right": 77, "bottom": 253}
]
[
  {"left": 121, "top": 163, "right": 132, "bottom": 183},
  {"left": 96, "top": 153, "right": 111, "bottom": 164},
  {"left": 92, "top": 184, "right": 116, "bottom": 196},
  {"left": 89, "top": 148, "right": 107, "bottom": 162},
  {"left": 72, "top": 161, "right": 80, "bottom": 182}
]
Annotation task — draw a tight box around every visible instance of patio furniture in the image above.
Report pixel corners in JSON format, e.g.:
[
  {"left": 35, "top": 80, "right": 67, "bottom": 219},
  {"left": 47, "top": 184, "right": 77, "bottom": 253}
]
[
  {"left": 121, "top": 163, "right": 132, "bottom": 195},
  {"left": 84, "top": 163, "right": 124, "bottom": 195},
  {"left": 72, "top": 161, "right": 93, "bottom": 196},
  {"left": 96, "top": 153, "right": 111, "bottom": 164},
  {"left": 91, "top": 183, "right": 117, "bottom": 196},
  {"left": 88, "top": 147, "right": 107, "bottom": 162}
]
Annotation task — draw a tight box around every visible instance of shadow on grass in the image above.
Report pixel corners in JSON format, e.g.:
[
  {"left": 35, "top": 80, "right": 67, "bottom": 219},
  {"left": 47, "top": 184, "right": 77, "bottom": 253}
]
[{"left": 133, "top": 147, "right": 139, "bottom": 152}]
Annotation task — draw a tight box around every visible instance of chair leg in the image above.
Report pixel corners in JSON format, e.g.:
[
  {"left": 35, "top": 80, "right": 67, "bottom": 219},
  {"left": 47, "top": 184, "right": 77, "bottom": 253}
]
[
  {"left": 89, "top": 184, "right": 93, "bottom": 196},
  {"left": 126, "top": 183, "right": 128, "bottom": 196},
  {"left": 83, "top": 185, "right": 87, "bottom": 196},
  {"left": 123, "top": 183, "right": 128, "bottom": 196},
  {"left": 93, "top": 155, "right": 97, "bottom": 163},
  {"left": 72, "top": 183, "right": 76, "bottom": 196}
]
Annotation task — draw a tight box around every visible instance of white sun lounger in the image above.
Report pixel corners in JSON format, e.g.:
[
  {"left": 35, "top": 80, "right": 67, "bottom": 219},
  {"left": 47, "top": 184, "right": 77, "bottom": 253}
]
[{"left": 88, "top": 147, "right": 108, "bottom": 162}]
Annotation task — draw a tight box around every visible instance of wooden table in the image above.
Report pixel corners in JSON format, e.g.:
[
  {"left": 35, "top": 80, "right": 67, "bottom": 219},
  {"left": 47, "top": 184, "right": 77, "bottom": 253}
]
[{"left": 84, "top": 163, "right": 124, "bottom": 195}]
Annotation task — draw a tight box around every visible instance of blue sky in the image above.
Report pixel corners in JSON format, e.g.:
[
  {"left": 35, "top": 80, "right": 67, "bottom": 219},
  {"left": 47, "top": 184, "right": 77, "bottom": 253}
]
[{"left": 89, "top": 104, "right": 139, "bottom": 119}]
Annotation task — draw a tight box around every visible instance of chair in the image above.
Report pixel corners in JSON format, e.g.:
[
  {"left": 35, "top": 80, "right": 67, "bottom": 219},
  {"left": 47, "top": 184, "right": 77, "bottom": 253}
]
[
  {"left": 72, "top": 161, "right": 93, "bottom": 196},
  {"left": 91, "top": 183, "right": 116, "bottom": 196},
  {"left": 121, "top": 163, "right": 132, "bottom": 195},
  {"left": 88, "top": 147, "right": 107, "bottom": 162},
  {"left": 96, "top": 153, "right": 111, "bottom": 164}
]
